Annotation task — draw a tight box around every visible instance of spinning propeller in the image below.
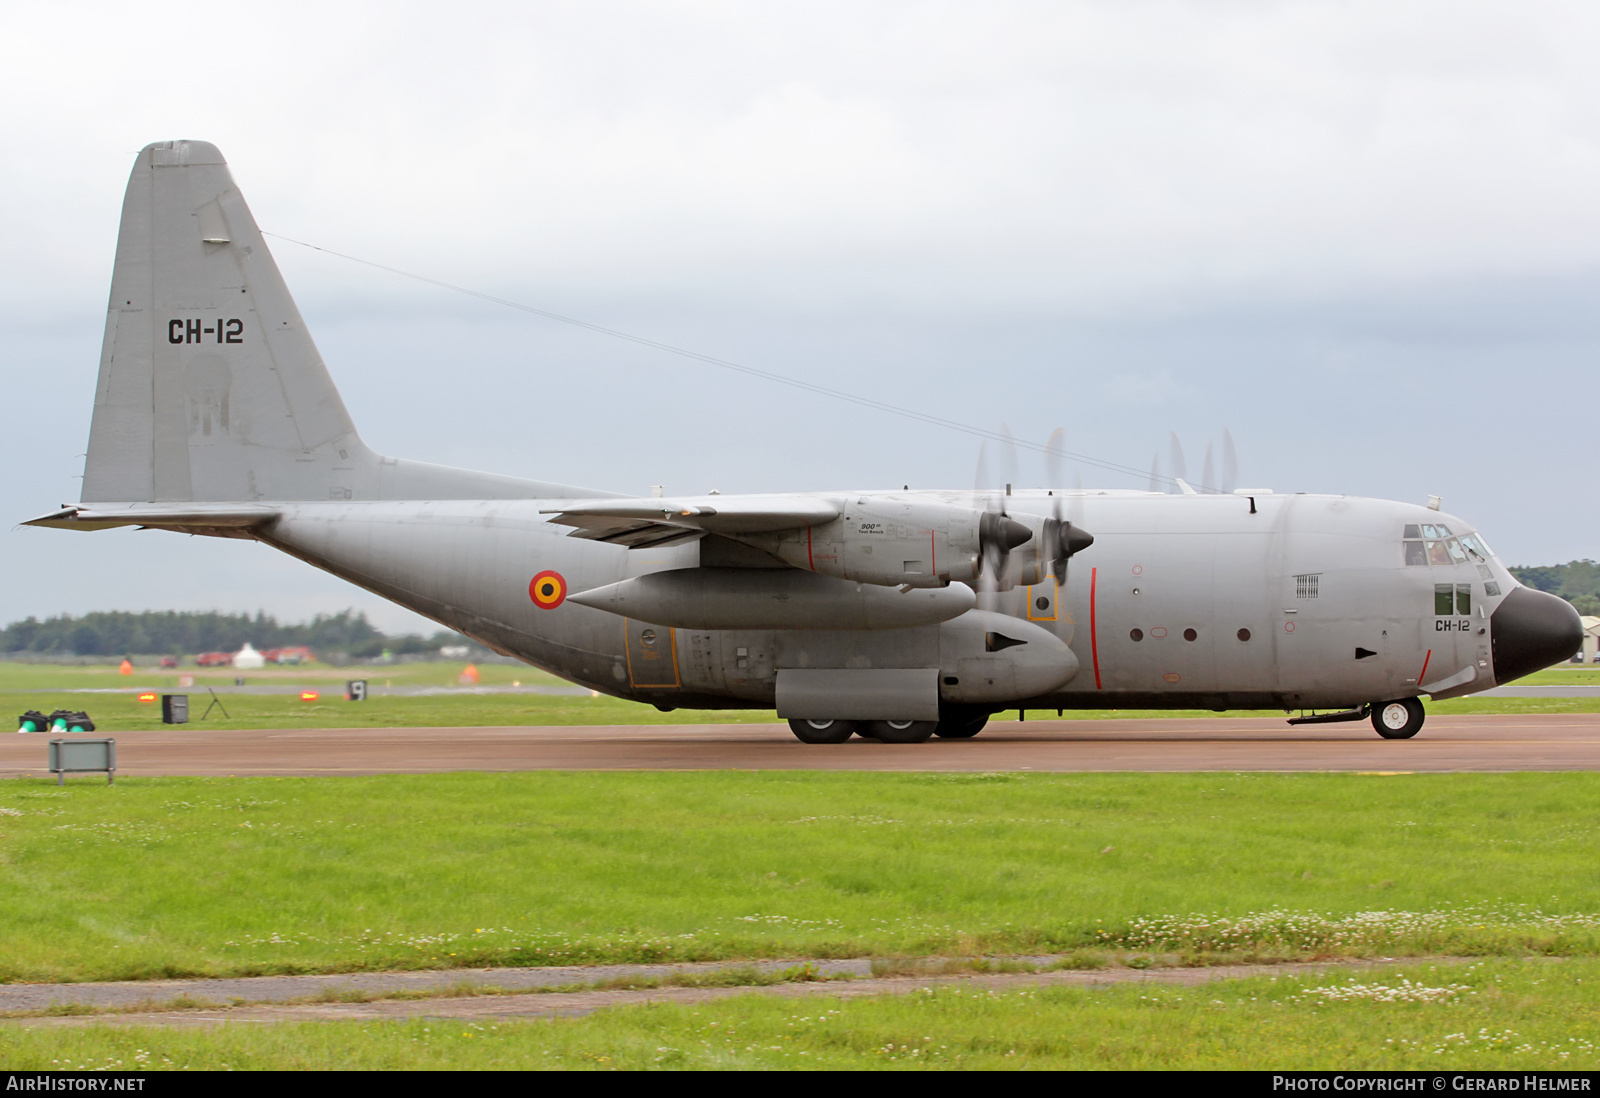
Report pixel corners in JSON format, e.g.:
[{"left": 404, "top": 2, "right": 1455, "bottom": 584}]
[
  {"left": 1150, "top": 428, "right": 1240, "bottom": 494},
  {"left": 1041, "top": 428, "right": 1094, "bottom": 586},
  {"left": 972, "top": 426, "right": 1093, "bottom": 606},
  {"left": 972, "top": 429, "right": 1033, "bottom": 606}
]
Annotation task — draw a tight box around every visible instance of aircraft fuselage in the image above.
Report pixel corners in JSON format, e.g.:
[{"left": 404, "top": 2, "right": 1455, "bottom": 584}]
[{"left": 258, "top": 488, "right": 1517, "bottom": 713}]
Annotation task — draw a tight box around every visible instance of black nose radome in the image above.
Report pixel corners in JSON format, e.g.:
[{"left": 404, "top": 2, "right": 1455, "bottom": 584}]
[{"left": 1491, "top": 586, "right": 1585, "bottom": 685}]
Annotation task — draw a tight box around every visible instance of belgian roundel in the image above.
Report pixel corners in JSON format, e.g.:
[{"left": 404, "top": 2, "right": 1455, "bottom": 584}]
[{"left": 529, "top": 570, "right": 566, "bottom": 609}]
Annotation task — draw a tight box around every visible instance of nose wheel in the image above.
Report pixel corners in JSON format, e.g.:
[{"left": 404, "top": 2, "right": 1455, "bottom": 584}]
[{"left": 1371, "top": 698, "right": 1425, "bottom": 739}]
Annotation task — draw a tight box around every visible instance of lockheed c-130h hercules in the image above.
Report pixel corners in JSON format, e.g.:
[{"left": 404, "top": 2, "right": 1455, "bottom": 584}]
[{"left": 27, "top": 141, "right": 1585, "bottom": 743}]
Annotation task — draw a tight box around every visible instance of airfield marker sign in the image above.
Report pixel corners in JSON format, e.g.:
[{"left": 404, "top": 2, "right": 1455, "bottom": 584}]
[{"left": 47, "top": 738, "right": 115, "bottom": 785}]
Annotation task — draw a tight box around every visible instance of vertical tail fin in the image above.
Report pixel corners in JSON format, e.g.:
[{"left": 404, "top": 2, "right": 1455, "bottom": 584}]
[
  {"left": 82, "top": 140, "right": 609, "bottom": 505},
  {"left": 84, "top": 140, "right": 367, "bottom": 502}
]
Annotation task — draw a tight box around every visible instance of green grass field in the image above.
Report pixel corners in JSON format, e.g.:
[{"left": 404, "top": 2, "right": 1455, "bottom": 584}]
[
  {"left": 3, "top": 771, "right": 1599, "bottom": 984},
  {"left": 3, "top": 959, "right": 1597, "bottom": 1070},
  {"left": 4, "top": 757, "right": 1599, "bottom": 1070},
  {"left": 1, "top": 660, "right": 1595, "bottom": 731}
]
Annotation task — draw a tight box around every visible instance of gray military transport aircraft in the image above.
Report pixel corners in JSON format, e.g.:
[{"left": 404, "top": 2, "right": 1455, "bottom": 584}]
[{"left": 26, "top": 141, "right": 1585, "bottom": 743}]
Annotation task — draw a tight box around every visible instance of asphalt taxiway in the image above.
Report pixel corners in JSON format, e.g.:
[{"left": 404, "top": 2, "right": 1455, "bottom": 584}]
[{"left": 2, "top": 714, "right": 1596, "bottom": 776}]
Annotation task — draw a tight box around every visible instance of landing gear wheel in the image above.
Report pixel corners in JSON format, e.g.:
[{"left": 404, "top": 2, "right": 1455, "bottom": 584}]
[
  {"left": 787, "top": 718, "right": 855, "bottom": 744},
  {"left": 934, "top": 711, "right": 990, "bottom": 739},
  {"left": 863, "top": 719, "right": 937, "bottom": 743},
  {"left": 1371, "top": 698, "right": 1425, "bottom": 740}
]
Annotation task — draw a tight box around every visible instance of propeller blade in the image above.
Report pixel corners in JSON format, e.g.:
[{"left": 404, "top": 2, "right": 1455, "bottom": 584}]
[
  {"left": 972, "top": 435, "right": 1031, "bottom": 604},
  {"left": 1148, "top": 452, "right": 1162, "bottom": 494},
  {"left": 1201, "top": 441, "right": 1216, "bottom": 495},
  {"left": 1043, "top": 427, "right": 1066, "bottom": 583},
  {"left": 1168, "top": 433, "right": 1187, "bottom": 492},
  {"left": 1045, "top": 427, "right": 1066, "bottom": 492},
  {"left": 1221, "top": 428, "right": 1238, "bottom": 495},
  {"left": 1038, "top": 429, "right": 1094, "bottom": 586}
]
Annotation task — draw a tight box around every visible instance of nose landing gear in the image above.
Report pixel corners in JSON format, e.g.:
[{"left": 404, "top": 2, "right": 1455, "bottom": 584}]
[{"left": 1372, "top": 697, "right": 1425, "bottom": 739}]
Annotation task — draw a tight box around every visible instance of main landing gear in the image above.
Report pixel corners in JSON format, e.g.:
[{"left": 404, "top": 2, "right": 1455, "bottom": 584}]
[
  {"left": 785, "top": 708, "right": 993, "bottom": 744},
  {"left": 1371, "top": 697, "right": 1425, "bottom": 740},
  {"left": 786, "top": 718, "right": 854, "bottom": 744}
]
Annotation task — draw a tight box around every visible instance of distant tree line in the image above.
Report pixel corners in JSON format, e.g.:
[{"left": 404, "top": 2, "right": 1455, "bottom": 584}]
[
  {"left": 1508, "top": 560, "right": 1600, "bottom": 618},
  {"left": 0, "top": 609, "right": 470, "bottom": 659}
]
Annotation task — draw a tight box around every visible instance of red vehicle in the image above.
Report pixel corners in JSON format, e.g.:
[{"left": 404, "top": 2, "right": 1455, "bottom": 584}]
[
  {"left": 159, "top": 656, "right": 178, "bottom": 669},
  {"left": 195, "top": 652, "right": 232, "bottom": 667},
  {"left": 263, "top": 646, "right": 315, "bottom": 665}
]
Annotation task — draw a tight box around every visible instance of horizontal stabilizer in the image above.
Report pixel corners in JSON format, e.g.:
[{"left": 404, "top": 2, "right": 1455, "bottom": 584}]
[{"left": 24, "top": 503, "right": 278, "bottom": 535}]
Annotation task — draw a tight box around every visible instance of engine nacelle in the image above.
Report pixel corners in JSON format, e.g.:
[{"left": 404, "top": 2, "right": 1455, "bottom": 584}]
[
  {"left": 938, "top": 609, "right": 1079, "bottom": 703},
  {"left": 740, "top": 498, "right": 1031, "bottom": 590}
]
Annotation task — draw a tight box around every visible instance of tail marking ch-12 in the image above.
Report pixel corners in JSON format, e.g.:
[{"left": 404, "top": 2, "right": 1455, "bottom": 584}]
[{"left": 26, "top": 141, "right": 1585, "bottom": 744}]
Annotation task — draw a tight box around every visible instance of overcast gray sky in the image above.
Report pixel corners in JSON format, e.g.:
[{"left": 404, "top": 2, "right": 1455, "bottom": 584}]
[{"left": 3, "top": 1, "right": 1596, "bottom": 633}]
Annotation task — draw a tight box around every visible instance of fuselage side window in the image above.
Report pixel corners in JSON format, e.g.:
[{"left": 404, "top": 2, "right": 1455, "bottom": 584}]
[
  {"left": 1435, "top": 584, "right": 1455, "bottom": 616},
  {"left": 1434, "top": 583, "right": 1473, "bottom": 615}
]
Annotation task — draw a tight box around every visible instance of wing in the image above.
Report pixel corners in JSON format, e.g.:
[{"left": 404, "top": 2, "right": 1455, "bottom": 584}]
[{"left": 540, "top": 494, "right": 840, "bottom": 548}]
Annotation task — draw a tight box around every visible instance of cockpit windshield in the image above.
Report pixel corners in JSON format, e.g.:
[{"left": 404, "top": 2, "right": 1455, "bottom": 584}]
[
  {"left": 1458, "top": 534, "right": 1488, "bottom": 561},
  {"left": 1404, "top": 525, "right": 1494, "bottom": 568}
]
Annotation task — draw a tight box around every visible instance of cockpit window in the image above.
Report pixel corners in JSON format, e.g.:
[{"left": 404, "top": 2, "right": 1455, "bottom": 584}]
[{"left": 1406, "top": 525, "right": 1497, "bottom": 569}]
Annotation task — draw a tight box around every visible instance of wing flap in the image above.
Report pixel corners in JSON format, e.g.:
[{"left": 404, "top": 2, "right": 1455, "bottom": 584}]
[{"left": 541, "top": 495, "right": 839, "bottom": 544}]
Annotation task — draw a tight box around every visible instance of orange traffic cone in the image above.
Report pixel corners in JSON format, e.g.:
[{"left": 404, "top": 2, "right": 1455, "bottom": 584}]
[
  {"left": 459, "top": 664, "right": 479, "bottom": 685},
  {"left": 118, "top": 659, "right": 133, "bottom": 675}
]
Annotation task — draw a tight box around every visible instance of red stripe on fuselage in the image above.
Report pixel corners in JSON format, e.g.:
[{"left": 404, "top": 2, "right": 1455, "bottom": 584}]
[
  {"left": 1090, "top": 566, "right": 1102, "bottom": 690},
  {"left": 1417, "top": 648, "right": 1432, "bottom": 686}
]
